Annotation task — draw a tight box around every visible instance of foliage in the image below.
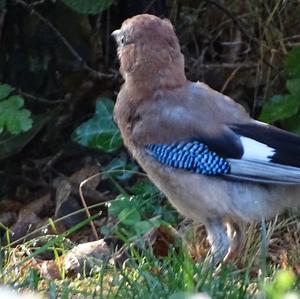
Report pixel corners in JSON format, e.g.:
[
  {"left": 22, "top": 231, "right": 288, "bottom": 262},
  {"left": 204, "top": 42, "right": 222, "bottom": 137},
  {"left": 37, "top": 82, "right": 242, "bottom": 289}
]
[
  {"left": 103, "top": 180, "right": 177, "bottom": 238},
  {"left": 264, "top": 269, "right": 296, "bottom": 299},
  {"left": 109, "top": 194, "right": 162, "bottom": 237},
  {"left": 0, "top": 84, "right": 33, "bottom": 135},
  {"left": 0, "top": 114, "right": 49, "bottom": 160},
  {"left": 72, "top": 98, "right": 122, "bottom": 153},
  {"left": 0, "top": 84, "right": 48, "bottom": 160},
  {"left": 260, "top": 47, "right": 300, "bottom": 129},
  {"left": 61, "top": 0, "right": 113, "bottom": 15},
  {"left": 103, "top": 156, "right": 138, "bottom": 180}
]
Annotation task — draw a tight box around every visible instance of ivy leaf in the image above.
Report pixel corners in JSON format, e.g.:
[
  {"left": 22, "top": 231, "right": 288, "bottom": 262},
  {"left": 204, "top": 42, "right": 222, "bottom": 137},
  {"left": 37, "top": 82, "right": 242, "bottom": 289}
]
[
  {"left": 103, "top": 157, "right": 138, "bottom": 180},
  {"left": 0, "top": 84, "right": 13, "bottom": 101},
  {"left": 286, "top": 78, "right": 300, "bottom": 96},
  {"left": 282, "top": 115, "right": 300, "bottom": 135},
  {"left": 284, "top": 46, "right": 300, "bottom": 78},
  {"left": 259, "top": 94, "right": 300, "bottom": 123},
  {"left": 72, "top": 98, "right": 122, "bottom": 152},
  {"left": 7, "top": 109, "right": 32, "bottom": 134},
  {"left": 62, "top": 0, "right": 112, "bottom": 15},
  {"left": 0, "top": 95, "right": 33, "bottom": 135},
  {"left": 260, "top": 47, "right": 300, "bottom": 125},
  {"left": 5, "top": 95, "right": 24, "bottom": 109},
  {"left": 118, "top": 207, "right": 141, "bottom": 225},
  {"left": 0, "top": 113, "right": 50, "bottom": 160},
  {"left": 134, "top": 219, "right": 161, "bottom": 236},
  {"left": 108, "top": 195, "right": 131, "bottom": 216},
  {"left": 130, "top": 180, "right": 158, "bottom": 196}
]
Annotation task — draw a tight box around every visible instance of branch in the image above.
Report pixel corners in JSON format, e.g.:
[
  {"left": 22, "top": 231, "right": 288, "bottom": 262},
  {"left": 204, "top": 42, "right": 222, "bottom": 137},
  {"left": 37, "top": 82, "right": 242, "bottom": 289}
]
[
  {"left": 18, "top": 89, "right": 66, "bottom": 105},
  {"left": 190, "top": 61, "right": 258, "bottom": 69},
  {"left": 205, "top": 0, "right": 282, "bottom": 76},
  {"left": 14, "top": 0, "right": 113, "bottom": 80}
]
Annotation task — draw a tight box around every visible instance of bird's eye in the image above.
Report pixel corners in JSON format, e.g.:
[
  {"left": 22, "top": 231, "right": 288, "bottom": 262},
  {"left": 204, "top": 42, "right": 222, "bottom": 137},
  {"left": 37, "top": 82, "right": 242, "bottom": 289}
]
[{"left": 120, "top": 35, "right": 126, "bottom": 45}]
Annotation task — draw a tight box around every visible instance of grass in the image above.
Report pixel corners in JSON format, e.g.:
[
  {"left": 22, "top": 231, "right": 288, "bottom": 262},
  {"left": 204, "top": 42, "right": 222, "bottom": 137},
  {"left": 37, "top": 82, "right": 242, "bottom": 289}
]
[
  {"left": 1, "top": 172, "right": 300, "bottom": 299},
  {"left": 1, "top": 240, "right": 247, "bottom": 298},
  {"left": 1, "top": 197, "right": 300, "bottom": 298}
]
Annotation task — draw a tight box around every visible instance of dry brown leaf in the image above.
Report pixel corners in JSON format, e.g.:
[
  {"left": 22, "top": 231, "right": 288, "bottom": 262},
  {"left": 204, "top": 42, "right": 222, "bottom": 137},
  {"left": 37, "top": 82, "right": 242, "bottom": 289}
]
[
  {"left": 7, "top": 194, "right": 52, "bottom": 242},
  {"left": 54, "top": 165, "right": 109, "bottom": 230},
  {"left": 152, "top": 226, "right": 177, "bottom": 258},
  {"left": 40, "top": 257, "right": 64, "bottom": 279},
  {"left": 64, "top": 239, "right": 110, "bottom": 276}
]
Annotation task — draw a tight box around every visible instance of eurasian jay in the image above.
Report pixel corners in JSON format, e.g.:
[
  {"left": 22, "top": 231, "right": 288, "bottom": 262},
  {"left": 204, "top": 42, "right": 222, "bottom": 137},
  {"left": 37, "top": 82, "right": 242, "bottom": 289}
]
[{"left": 112, "top": 14, "right": 300, "bottom": 263}]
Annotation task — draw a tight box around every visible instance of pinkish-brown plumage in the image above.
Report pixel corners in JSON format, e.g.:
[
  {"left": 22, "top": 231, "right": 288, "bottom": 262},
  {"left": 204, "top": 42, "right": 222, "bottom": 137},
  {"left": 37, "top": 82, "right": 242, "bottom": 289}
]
[
  {"left": 112, "top": 14, "right": 300, "bottom": 264},
  {"left": 113, "top": 14, "right": 186, "bottom": 98}
]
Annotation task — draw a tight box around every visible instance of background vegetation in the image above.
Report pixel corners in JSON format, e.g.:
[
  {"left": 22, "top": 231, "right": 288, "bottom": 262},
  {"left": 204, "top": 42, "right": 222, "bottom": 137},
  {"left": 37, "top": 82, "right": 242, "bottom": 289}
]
[{"left": 1, "top": 0, "right": 300, "bottom": 298}]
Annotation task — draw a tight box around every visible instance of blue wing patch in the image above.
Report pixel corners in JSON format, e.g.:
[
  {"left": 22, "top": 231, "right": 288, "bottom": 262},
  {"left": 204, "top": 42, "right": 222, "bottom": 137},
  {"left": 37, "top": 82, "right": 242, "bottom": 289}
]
[{"left": 145, "top": 141, "right": 230, "bottom": 175}]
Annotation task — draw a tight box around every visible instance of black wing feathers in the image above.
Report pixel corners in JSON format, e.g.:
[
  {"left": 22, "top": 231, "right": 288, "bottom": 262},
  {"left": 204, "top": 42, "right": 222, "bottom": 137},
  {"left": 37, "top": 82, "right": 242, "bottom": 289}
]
[
  {"left": 199, "top": 128, "right": 243, "bottom": 159},
  {"left": 230, "top": 122, "right": 300, "bottom": 168}
]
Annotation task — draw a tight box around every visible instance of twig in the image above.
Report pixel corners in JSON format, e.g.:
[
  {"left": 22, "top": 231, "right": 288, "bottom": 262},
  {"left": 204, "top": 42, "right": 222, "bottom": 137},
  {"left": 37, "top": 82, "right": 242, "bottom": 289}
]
[
  {"left": 143, "top": 0, "right": 158, "bottom": 13},
  {"left": 28, "top": 0, "right": 45, "bottom": 8},
  {"left": 221, "top": 65, "right": 241, "bottom": 93},
  {"left": 283, "top": 34, "right": 300, "bottom": 42},
  {"left": 252, "top": 64, "right": 262, "bottom": 116},
  {"left": 191, "top": 61, "right": 258, "bottom": 69},
  {"left": 205, "top": 0, "right": 282, "bottom": 76},
  {"left": 79, "top": 174, "right": 101, "bottom": 240},
  {"left": 263, "top": 49, "right": 276, "bottom": 102},
  {"left": 14, "top": 0, "right": 113, "bottom": 80},
  {"left": 206, "top": 0, "right": 258, "bottom": 46},
  {"left": 18, "top": 89, "right": 66, "bottom": 105}
]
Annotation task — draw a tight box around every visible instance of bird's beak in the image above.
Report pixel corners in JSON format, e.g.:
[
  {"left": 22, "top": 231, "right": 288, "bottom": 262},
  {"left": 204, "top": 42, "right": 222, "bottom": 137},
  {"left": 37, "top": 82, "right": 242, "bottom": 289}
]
[{"left": 111, "top": 29, "right": 121, "bottom": 41}]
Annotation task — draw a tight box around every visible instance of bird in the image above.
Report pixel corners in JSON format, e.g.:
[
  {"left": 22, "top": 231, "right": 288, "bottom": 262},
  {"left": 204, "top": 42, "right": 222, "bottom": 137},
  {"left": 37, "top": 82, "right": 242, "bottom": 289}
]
[{"left": 112, "top": 14, "right": 300, "bottom": 263}]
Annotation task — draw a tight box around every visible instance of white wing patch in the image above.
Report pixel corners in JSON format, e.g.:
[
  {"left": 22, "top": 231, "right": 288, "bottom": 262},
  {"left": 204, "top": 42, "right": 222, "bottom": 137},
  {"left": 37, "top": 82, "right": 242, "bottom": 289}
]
[{"left": 240, "top": 136, "right": 275, "bottom": 161}]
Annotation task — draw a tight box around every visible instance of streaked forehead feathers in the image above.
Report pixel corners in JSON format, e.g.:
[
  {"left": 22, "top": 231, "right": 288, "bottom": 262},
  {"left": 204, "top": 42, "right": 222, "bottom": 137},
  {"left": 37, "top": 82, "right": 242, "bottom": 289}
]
[{"left": 121, "top": 14, "right": 176, "bottom": 44}]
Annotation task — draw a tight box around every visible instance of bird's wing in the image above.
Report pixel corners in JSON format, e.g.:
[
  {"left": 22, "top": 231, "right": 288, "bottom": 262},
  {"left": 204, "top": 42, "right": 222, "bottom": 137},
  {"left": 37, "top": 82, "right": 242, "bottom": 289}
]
[
  {"left": 132, "top": 82, "right": 300, "bottom": 185},
  {"left": 225, "top": 122, "right": 300, "bottom": 184}
]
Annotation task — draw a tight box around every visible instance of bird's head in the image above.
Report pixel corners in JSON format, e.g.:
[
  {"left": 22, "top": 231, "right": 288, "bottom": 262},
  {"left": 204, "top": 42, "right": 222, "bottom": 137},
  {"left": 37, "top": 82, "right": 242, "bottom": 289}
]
[{"left": 112, "top": 14, "right": 186, "bottom": 91}]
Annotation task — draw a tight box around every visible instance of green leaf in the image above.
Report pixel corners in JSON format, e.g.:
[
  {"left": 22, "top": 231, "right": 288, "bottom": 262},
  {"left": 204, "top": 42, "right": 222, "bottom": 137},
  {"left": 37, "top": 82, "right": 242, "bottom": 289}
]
[
  {"left": 72, "top": 98, "right": 122, "bottom": 152},
  {"left": 62, "top": 0, "right": 112, "bottom": 15},
  {"left": 6, "top": 109, "right": 32, "bottom": 134},
  {"left": 134, "top": 219, "right": 161, "bottom": 235},
  {"left": 130, "top": 180, "right": 158, "bottom": 195},
  {"left": 6, "top": 95, "right": 24, "bottom": 109},
  {"left": 281, "top": 114, "right": 300, "bottom": 135},
  {"left": 103, "top": 157, "right": 138, "bottom": 180},
  {"left": 0, "top": 113, "right": 50, "bottom": 160},
  {"left": 264, "top": 269, "right": 296, "bottom": 299},
  {"left": 134, "top": 221, "right": 153, "bottom": 235},
  {"left": 259, "top": 94, "right": 300, "bottom": 123},
  {"left": 0, "top": 96, "right": 33, "bottom": 135},
  {"left": 274, "top": 269, "right": 295, "bottom": 291},
  {"left": 260, "top": 46, "right": 300, "bottom": 125},
  {"left": 284, "top": 46, "right": 300, "bottom": 78},
  {"left": 0, "top": 83, "right": 13, "bottom": 100},
  {"left": 108, "top": 195, "right": 132, "bottom": 216},
  {"left": 286, "top": 78, "right": 300, "bottom": 95},
  {"left": 118, "top": 207, "right": 141, "bottom": 225}
]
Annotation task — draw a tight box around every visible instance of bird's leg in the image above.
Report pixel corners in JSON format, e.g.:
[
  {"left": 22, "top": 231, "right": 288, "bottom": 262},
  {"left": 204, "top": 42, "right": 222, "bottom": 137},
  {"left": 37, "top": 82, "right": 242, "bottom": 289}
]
[
  {"left": 206, "top": 218, "right": 230, "bottom": 265},
  {"left": 223, "top": 221, "right": 244, "bottom": 262}
]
